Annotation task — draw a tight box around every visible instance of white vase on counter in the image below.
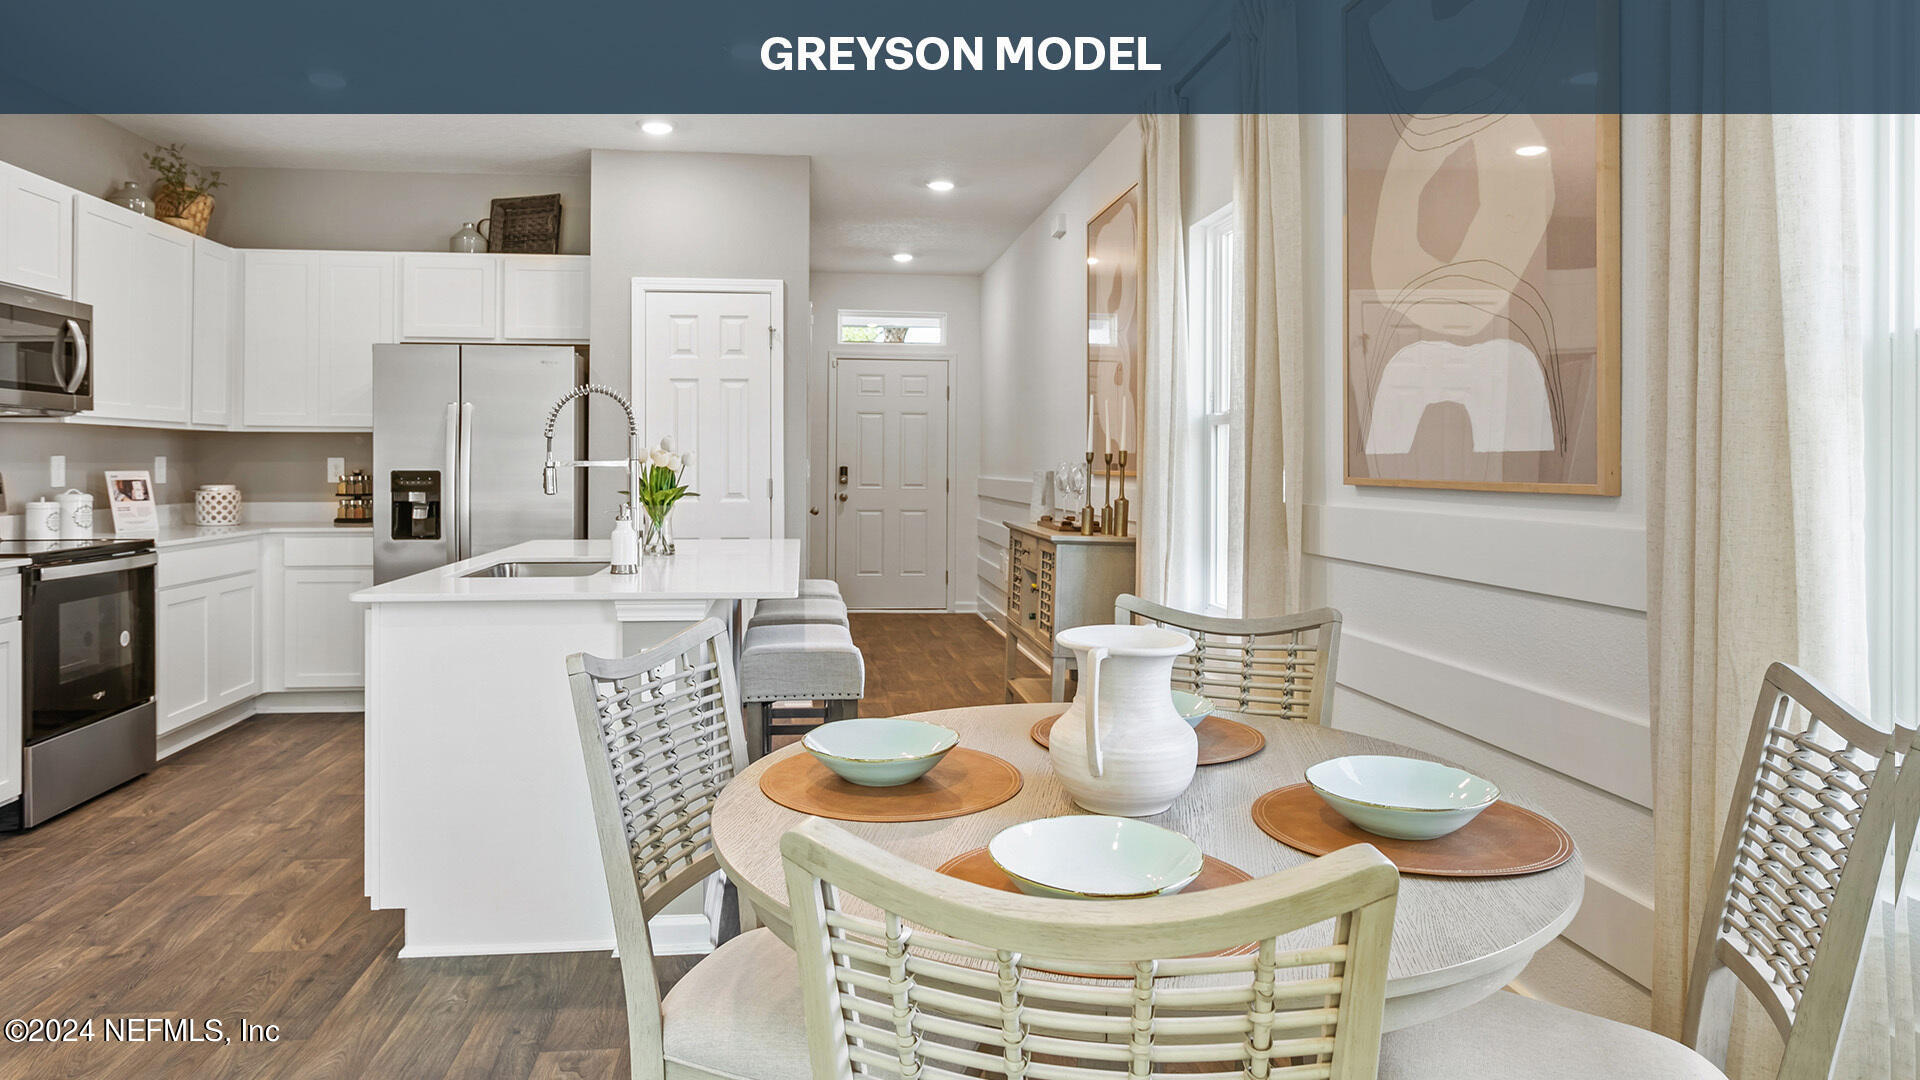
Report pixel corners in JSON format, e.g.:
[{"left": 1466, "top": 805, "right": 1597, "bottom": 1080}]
[{"left": 1047, "top": 623, "right": 1198, "bottom": 817}]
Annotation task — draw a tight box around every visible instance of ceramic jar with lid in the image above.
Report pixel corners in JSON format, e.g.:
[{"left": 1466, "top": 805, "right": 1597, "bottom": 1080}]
[
  {"left": 56, "top": 488, "right": 93, "bottom": 539},
  {"left": 23, "top": 498, "right": 60, "bottom": 540}
]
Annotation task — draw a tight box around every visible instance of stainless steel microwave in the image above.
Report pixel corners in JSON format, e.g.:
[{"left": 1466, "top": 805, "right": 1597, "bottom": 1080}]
[{"left": 0, "top": 281, "right": 91, "bottom": 416}]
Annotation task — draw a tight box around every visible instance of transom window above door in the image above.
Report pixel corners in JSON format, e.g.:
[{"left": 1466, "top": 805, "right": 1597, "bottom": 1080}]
[{"left": 837, "top": 310, "right": 945, "bottom": 345}]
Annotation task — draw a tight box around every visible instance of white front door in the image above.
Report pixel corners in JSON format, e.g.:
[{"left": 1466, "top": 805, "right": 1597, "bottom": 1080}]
[
  {"left": 638, "top": 288, "right": 778, "bottom": 539},
  {"left": 833, "top": 357, "right": 949, "bottom": 609}
]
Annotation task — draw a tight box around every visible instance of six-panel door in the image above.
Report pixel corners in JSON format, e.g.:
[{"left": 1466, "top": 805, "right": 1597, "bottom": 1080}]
[{"left": 832, "top": 357, "right": 950, "bottom": 609}]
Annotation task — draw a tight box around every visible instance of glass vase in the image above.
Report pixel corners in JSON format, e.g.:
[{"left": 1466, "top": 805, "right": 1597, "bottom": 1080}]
[{"left": 641, "top": 508, "right": 675, "bottom": 556}]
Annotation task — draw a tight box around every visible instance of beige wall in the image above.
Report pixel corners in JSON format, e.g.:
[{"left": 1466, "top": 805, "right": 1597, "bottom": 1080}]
[
  {"left": 0, "top": 114, "right": 174, "bottom": 201},
  {"left": 587, "top": 148, "right": 811, "bottom": 540},
  {"left": 211, "top": 167, "right": 588, "bottom": 254},
  {"left": 0, "top": 425, "right": 367, "bottom": 508},
  {"left": 975, "top": 124, "right": 1142, "bottom": 622},
  {"left": 810, "top": 272, "right": 982, "bottom": 607}
]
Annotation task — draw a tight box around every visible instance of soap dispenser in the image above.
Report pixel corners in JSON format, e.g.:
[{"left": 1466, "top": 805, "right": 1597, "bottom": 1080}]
[{"left": 610, "top": 503, "right": 640, "bottom": 574}]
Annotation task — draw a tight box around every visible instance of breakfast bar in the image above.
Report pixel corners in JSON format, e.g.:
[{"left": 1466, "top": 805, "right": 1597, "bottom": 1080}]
[{"left": 353, "top": 537, "right": 800, "bottom": 957}]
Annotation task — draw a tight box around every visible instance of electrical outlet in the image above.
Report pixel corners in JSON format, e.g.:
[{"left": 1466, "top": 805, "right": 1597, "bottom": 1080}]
[
  {"left": 50, "top": 455, "right": 64, "bottom": 488},
  {"left": 326, "top": 457, "right": 345, "bottom": 483},
  {"left": 154, "top": 456, "right": 168, "bottom": 484}
]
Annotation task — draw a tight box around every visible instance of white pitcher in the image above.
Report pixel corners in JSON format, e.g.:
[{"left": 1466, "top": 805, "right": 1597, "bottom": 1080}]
[{"left": 1048, "top": 623, "right": 1198, "bottom": 816}]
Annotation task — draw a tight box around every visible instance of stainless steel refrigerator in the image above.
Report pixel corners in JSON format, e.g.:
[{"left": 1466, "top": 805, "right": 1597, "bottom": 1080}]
[{"left": 372, "top": 345, "right": 587, "bottom": 584}]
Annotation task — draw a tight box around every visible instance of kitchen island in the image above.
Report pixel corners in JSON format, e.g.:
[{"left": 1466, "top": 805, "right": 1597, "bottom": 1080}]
[{"left": 352, "top": 537, "right": 800, "bottom": 958}]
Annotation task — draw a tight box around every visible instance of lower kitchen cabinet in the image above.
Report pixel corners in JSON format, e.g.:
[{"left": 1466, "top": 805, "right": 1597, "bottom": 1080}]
[
  {"left": 0, "top": 610, "right": 21, "bottom": 806},
  {"left": 283, "top": 567, "right": 373, "bottom": 688},
  {"left": 158, "top": 570, "right": 262, "bottom": 735}
]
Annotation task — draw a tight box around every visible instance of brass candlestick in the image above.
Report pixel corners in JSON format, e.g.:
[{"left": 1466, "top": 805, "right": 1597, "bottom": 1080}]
[
  {"left": 1112, "top": 450, "right": 1130, "bottom": 537},
  {"left": 1079, "top": 452, "right": 1096, "bottom": 535},
  {"left": 1101, "top": 452, "right": 1115, "bottom": 534}
]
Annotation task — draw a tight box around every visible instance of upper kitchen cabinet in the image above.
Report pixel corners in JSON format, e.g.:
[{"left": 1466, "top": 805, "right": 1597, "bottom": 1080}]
[
  {"left": 0, "top": 163, "right": 75, "bottom": 298},
  {"left": 191, "top": 237, "right": 241, "bottom": 427},
  {"left": 501, "top": 256, "right": 590, "bottom": 341},
  {"left": 401, "top": 254, "right": 497, "bottom": 340},
  {"left": 400, "top": 253, "right": 588, "bottom": 343},
  {"left": 74, "top": 195, "right": 194, "bottom": 425},
  {"left": 243, "top": 250, "right": 395, "bottom": 429}
]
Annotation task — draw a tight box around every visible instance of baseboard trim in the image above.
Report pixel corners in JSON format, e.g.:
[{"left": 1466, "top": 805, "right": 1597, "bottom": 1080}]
[
  {"left": 157, "top": 689, "right": 364, "bottom": 760},
  {"left": 253, "top": 689, "right": 364, "bottom": 713},
  {"left": 394, "top": 914, "right": 715, "bottom": 960},
  {"left": 157, "top": 699, "right": 259, "bottom": 760}
]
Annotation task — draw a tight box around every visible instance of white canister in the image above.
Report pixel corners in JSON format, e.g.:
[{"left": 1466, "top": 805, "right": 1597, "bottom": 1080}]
[
  {"left": 56, "top": 488, "right": 93, "bottom": 539},
  {"left": 195, "top": 484, "right": 242, "bottom": 526},
  {"left": 23, "top": 498, "right": 60, "bottom": 540}
]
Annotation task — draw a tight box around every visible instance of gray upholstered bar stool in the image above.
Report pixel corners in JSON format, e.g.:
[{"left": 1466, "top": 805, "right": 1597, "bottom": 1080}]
[
  {"left": 797, "top": 578, "right": 841, "bottom": 599},
  {"left": 747, "top": 595, "right": 850, "bottom": 629},
  {"left": 738, "top": 622, "right": 865, "bottom": 759}
]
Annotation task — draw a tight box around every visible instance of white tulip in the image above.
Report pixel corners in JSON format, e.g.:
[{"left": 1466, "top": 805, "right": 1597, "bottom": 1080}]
[
  {"left": 658, "top": 435, "right": 675, "bottom": 453},
  {"left": 649, "top": 448, "right": 672, "bottom": 468},
  {"left": 679, "top": 451, "right": 694, "bottom": 475},
  {"left": 665, "top": 453, "right": 683, "bottom": 473}
]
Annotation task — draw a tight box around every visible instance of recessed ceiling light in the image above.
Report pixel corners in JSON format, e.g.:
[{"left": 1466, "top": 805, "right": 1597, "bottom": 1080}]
[
  {"left": 891, "top": 252, "right": 914, "bottom": 263},
  {"left": 1087, "top": 256, "right": 1100, "bottom": 266},
  {"left": 639, "top": 120, "right": 675, "bottom": 136},
  {"left": 1514, "top": 145, "right": 1548, "bottom": 157},
  {"left": 925, "top": 179, "right": 955, "bottom": 192}
]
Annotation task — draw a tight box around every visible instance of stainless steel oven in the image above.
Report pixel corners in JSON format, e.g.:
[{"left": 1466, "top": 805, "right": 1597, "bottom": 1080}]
[
  {"left": 2, "top": 539, "right": 156, "bottom": 828},
  {"left": 0, "top": 281, "right": 92, "bottom": 416}
]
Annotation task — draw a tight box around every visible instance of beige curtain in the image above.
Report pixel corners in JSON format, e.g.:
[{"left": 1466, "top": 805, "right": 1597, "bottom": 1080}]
[
  {"left": 1233, "top": 114, "right": 1308, "bottom": 617},
  {"left": 1136, "top": 110, "right": 1195, "bottom": 607},
  {"left": 1646, "top": 113, "right": 1870, "bottom": 1078}
]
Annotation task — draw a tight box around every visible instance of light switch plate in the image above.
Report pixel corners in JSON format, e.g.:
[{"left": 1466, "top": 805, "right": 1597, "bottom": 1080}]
[
  {"left": 50, "top": 455, "right": 65, "bottom": 488},
  {"left": 326, "top": 457, "right": 345, "bottom": 483},
  {"left": 154, "top": 456, "right": 168, "bottom": 484}
]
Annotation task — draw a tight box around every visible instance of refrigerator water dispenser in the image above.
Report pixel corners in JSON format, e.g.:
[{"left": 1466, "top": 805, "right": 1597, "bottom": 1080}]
[{"left": 390, "top": 470, "right": 442, "bottom": 540}]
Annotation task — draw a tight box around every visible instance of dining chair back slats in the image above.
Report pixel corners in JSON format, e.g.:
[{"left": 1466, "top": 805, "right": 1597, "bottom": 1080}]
[
  {"left": 1116, "top": 595, "right": 1342, "bottom": 726},
  {"left": 1680, "top": 662, "right": 1903, "bottom": 1077},
  {"left": 566, "top": 618, "right": 751, "bottom": 1080},
  {"left": 781, "top": 818, "right": 1398, "bottom": 1080}
]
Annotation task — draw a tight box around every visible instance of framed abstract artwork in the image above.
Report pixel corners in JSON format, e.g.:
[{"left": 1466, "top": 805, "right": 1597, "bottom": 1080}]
[
  {"left": 1344, "top": 113, "right": 1621, "bottom": 494},
  {"left": 1087, "top": 183, "right": 1142, "bottom": 472}
]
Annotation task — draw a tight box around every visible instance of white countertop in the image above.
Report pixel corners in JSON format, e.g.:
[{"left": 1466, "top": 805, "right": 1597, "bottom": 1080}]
[
  {"left": 0, "top": 559, "right": 25, "bottom": 571},
  {"left": 151, "top": 519, "right": 373, "bottom": 551},
  {"left": 351, "top": 538, "right": 802, "bottom": 604}
]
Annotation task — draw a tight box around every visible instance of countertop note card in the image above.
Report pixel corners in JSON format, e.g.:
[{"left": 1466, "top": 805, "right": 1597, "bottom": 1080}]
[{"left": 105, "top": 470, "right": 158, "bottom": 536}]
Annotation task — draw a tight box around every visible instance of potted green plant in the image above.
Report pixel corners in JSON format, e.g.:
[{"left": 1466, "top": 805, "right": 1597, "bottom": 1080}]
[{"left": 143, "top": 144, "right": 225, "bottom": 236}]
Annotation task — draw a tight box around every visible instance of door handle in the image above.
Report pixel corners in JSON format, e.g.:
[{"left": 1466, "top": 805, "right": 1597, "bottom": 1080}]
[
  {"left": 444, "top": 402, "right": 460, "bottom": 553},
  {"left": 62, "top": 320, "right": 89, "bottom": 394},
  {"left": 459, "top": 402, "right": 474, "bottom": 558},
  {"left": 837, "top": 465, "right": 848, "bottom": 485},
  {"left": 836, "top": 493, "right": 848, "bottom": 502}
]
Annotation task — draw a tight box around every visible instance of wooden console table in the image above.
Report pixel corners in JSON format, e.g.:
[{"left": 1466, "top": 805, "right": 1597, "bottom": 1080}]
[{"left": 1002, "top": 521, "right": 1136, "bottom": 703}]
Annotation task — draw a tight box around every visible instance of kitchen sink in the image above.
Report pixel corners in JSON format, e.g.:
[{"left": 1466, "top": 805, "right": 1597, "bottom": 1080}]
[{"left": 462, "top": 560, "right": 608, "bottom": 579}]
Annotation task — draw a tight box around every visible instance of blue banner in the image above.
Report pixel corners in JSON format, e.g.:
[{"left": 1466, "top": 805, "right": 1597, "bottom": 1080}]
[{"left": 1, "top": 0, "right": 1914, "bottom": 113}]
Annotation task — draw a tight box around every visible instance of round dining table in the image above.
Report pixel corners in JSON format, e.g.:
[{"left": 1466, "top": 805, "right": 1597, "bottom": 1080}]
[{"left": 710, "top": 701, "right": 1584, "bottom": 1031}]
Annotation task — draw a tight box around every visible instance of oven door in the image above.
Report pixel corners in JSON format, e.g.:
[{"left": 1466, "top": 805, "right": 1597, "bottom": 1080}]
[
  {"left": 23, "top": 553, "right": 156, "bottom": 744},
  {"left": 0, "top": 284, "right": 92, "bottom": 414}
]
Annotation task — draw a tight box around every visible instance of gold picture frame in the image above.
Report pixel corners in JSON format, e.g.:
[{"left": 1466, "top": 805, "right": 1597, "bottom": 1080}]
[{"left": 1088, "top": 183, "right": 1143, "bottom": 474}]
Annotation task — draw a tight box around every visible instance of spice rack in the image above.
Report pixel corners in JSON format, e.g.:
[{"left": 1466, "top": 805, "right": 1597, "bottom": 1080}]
[{"left": 334, "top": 470, "right": 373, "bottom": 525}]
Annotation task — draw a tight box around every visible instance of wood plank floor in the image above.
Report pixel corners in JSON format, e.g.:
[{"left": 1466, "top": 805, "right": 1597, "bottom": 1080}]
[{"left": 0, "top": 611, "right": 1016, "bottom": 1079}]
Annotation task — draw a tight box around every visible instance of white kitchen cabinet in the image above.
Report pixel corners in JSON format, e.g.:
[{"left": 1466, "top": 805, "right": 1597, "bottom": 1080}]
[
  {"left": 401, "top": 254, "right": 497, "bottom": 340},
  {"left": 316, "top": 253, "right": 395, "bottom": 428},
  {"left": 158, "top": 571, "right": 261, "bottom": 735},
  {"left": 0, "top": 163, "right": 74, "bottom": 297},
  {"left": 283, "top": 567, "right": 373, "bottom": 688},
  {"left": 242, "top": 250, "right": 320, "bottom": 426},
  {"left": 243, "top": 250, "right": 395, "bottom": 429},
  {"left": 0, "top": 593, "right": 19, "bottom": 807},
  {"left": 502, "top": 256, "right": 590, "bottom": 341},
  {"left": 191, "top": 238, "right": 241, "bottom": 426},
  {"left": 73, "top": 196, "right": 194, "bottom": 424}
]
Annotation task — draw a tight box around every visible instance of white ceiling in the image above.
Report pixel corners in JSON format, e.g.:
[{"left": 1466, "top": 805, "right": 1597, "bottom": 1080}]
[{"left": 100, "top": 114, "right": 1132, "bottom": 274}]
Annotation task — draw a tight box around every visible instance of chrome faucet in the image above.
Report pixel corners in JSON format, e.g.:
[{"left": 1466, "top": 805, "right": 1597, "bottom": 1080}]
[{"left": 542, "top": 383, "right": 643, "bottom": 574}]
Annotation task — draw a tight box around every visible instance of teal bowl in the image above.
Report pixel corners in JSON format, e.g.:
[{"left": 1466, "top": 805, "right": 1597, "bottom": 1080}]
[
  {"left": 1172, "top": 690, "right": 1214, "bottom": 727},
  {"left": 802, "top": 718, "right": 960, "bottom": 787}
]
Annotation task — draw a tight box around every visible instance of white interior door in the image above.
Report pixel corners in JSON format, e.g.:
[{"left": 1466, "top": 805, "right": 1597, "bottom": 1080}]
[
  {"left": 833, "top": 357, "right": 949, "bottom": 609},
  {"left": 638, "top": 287, "right": 778, "bottom": 539}
]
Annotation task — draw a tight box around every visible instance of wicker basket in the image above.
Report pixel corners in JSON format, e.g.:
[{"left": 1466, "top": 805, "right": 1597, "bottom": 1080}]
[
  {"left": 154, "top": 185, "right": 214, "bottom": 236},
  {"left": 485, "top": 193, "right": 563, "bottom": 254}
]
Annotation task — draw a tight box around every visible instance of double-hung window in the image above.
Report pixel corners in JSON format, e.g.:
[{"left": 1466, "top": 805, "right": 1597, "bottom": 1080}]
[{"left": 1188, "top": 205, "right": 1240, "bottom": 615}]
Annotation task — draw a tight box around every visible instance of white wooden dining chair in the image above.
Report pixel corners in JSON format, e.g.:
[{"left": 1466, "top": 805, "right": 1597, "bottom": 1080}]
[
  {"left": 1379, "top": 662, "right": 1905, "bottom": 1079},
  {"left": 780, "top": 816, "right": 1402, "bottom": 1080},
  {"left": 567, "top": 617, "right": 811, "bottom": 1080},
  {"left": 1115, "top": 594, "right": 1343, "bottom": 726}
]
